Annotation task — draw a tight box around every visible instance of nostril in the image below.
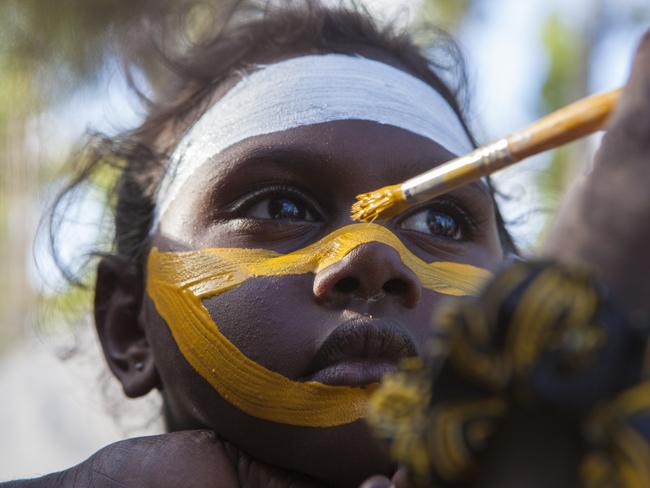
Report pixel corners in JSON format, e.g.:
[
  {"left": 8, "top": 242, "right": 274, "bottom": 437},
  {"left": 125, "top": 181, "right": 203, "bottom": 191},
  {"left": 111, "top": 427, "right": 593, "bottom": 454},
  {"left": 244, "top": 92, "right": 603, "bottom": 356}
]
[
  {"left": 383, "top": 278, "right": 409, "bottom": 296},
  {"left": 334, "top": 277, "right": 360, "bottom": 294}
]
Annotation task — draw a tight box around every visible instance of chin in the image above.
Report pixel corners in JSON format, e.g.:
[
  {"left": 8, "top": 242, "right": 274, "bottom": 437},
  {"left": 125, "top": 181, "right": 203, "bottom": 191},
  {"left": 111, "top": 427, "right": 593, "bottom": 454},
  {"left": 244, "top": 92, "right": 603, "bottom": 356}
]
[
  {"left": 161, "top": 358, "right": 396, "bottom": 486},
  {"left": 200, "top": 395, "right": 395, "bottom": 486}
]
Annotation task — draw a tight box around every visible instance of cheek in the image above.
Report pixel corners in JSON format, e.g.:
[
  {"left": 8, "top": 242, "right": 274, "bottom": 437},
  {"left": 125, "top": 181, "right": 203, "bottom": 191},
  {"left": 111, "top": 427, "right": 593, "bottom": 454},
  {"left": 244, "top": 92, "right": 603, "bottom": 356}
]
[
  {"left": 204, "top": 274, "right": 324, "bottom": 377},
  {"left": 407, "top": 289, "right": 444, "bottom": 343},
  {"left": 483, "top": 218, "right": 507, "bottom": 265},
  {"left": 143, "top": 297, "right": 220, "bottom": 429}
]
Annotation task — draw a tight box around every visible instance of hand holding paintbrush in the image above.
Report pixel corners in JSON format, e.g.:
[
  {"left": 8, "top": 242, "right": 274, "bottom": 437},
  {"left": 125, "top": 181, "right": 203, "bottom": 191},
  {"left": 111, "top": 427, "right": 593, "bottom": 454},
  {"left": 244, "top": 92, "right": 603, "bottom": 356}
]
[{"left": 351, "top": 87, "right": 622, "bottom": 222}]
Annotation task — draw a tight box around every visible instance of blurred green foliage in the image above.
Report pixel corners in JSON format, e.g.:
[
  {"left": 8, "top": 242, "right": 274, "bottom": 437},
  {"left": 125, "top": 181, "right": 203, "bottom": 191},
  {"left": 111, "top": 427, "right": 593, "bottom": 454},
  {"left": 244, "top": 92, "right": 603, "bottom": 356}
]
[
  {"left": 536, "top": 12, "right": 592, "bottom": 236},
  {"left": 540, "top": 14, "right": 586, "bottom": 112},
  {"left": 417, "top": 0, "right": 472, "bottom": 32}
]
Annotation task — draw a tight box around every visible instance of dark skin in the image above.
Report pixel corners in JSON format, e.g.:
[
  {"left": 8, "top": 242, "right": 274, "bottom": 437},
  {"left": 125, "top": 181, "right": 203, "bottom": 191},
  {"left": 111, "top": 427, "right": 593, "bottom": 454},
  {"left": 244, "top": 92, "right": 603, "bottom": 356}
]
[
  {"left": 7, "top": 30, "right": 650, "bottom": 488},
  {"left": 52, "top": 118, "right": 499, "bottom": 488},
  {"left": 109, "top": 120, "right": 503, "bottom": 488}
]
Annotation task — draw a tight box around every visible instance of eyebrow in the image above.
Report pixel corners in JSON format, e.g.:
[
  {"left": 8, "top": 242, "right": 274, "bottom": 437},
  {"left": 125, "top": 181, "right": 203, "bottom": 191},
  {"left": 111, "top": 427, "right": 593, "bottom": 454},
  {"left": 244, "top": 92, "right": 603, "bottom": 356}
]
[
  {"left": 207, "top": 146, "right": 319, "bottom": 182},
  {"left": 219, "top": 146, "right": 331, "bottom": 173}
]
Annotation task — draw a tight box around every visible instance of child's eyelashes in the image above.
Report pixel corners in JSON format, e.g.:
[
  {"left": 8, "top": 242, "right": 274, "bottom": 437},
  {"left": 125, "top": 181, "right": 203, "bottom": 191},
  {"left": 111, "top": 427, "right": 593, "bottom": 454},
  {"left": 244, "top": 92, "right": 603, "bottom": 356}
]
[
  {"left": 224, "top": 184, "right": 324, "bottom": 223},
  {"left": 397, "top": 198, "right": 479, "bottom": 242},
  {"left": 400, "top": 209, "right": 462, "bottom": 240},
  {"left": 247, "top": 196, "right": 318, "bottom": 221}
]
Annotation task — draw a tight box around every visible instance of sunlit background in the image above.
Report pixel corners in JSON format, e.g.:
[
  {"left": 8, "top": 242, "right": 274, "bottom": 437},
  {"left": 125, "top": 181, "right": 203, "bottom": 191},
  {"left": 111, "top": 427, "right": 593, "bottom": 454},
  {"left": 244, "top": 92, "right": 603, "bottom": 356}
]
[{"left": 1, "top": 0, "right": 648, "bottom": 480}]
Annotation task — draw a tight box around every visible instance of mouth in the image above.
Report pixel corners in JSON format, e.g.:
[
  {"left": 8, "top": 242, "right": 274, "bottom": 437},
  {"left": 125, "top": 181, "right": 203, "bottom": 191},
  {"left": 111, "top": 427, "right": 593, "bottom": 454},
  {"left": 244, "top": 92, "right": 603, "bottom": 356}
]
[{"left": 301, "top": 317, "right": 419, "bottom": 387}]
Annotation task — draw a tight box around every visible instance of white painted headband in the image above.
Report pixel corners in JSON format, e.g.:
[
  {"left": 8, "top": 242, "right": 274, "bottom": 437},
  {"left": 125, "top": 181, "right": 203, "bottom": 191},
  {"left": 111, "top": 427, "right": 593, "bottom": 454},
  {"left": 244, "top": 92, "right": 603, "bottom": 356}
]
[{"left": 153, "top": 54, "right": 474, "bottom": 232}]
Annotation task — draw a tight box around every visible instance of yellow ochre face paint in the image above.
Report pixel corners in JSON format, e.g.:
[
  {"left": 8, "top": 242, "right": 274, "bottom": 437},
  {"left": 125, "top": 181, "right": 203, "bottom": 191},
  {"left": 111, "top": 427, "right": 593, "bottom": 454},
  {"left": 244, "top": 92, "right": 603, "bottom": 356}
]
[{"left": 146, "top": 223, "right": 492, "bottom": 427}]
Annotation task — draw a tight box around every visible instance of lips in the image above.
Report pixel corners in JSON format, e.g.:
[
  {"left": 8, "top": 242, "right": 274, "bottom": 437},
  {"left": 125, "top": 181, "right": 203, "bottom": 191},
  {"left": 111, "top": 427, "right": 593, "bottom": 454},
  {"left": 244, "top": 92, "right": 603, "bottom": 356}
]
[{"left": 301, "top": 317, "right": 419, "bottom": 387}]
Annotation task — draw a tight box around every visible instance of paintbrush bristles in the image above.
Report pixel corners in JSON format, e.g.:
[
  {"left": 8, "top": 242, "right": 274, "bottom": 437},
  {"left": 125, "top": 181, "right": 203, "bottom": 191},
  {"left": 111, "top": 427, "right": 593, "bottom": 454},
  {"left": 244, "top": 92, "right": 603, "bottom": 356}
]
[{"left": 351, "top": 184, "right": 407, "bottom": 222}]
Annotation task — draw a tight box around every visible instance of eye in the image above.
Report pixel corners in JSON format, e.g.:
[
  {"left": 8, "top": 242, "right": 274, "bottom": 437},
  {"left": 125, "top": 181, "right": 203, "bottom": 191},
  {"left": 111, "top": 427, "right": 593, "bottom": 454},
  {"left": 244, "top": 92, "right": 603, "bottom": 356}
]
[
  {"left": 231, "top": 185, "right": 322, "bottom": 223},
  {"left": 400, "top": 207, "right": 463, "bottom": 240},
  {"left": 247, "top": 196, "right": 317, "bottom": 221}
]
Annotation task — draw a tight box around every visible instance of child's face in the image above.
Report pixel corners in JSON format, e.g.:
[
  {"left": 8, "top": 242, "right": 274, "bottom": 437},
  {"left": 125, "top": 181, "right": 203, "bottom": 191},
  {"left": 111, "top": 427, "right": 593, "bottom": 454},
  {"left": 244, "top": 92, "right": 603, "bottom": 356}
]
[{"left": 145, "top": 114, "right": 503, "bottom": 484}]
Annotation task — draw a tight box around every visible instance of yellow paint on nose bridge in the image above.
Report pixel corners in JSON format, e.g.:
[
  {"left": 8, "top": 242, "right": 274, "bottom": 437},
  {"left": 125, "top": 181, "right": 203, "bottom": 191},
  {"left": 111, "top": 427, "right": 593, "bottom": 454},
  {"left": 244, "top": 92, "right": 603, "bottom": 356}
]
[
  {"left": 155, "top": 223, "right": 491, "bottom": 298},
  {"left": 146, "top": 223, "right": 492, "bottom": 427}
]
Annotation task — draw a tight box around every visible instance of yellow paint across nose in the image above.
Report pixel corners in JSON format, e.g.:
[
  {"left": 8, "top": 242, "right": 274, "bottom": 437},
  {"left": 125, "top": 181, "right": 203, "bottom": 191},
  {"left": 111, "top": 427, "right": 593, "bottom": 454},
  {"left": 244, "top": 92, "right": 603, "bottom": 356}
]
[{"left": 146, "top": 223, "right": 492, "bottom": 427}]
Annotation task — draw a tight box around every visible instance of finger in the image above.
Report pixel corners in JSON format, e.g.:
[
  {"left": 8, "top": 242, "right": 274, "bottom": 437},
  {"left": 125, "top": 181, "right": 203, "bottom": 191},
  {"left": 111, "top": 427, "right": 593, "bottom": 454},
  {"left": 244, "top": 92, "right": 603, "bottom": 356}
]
[
  {"left": 358, "top": 475, "right": 393, "bottom": 488},
  {"left": 600, "top": 28, "right": 650, "bottom": 155}
]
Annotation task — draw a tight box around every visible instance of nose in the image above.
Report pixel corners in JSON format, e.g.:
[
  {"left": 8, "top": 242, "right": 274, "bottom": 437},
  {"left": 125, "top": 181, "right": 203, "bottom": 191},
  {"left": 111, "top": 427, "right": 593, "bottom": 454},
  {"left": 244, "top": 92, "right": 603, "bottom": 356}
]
[{"left": 313, "top": 242, "right": 422, "bottom": 308}]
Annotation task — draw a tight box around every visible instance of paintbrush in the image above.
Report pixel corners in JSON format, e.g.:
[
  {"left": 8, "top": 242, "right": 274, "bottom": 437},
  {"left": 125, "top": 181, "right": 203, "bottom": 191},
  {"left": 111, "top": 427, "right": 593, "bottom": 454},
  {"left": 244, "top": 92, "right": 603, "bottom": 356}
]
[{"left": 351, "top": 87, "right": 622, "bottom": 222}]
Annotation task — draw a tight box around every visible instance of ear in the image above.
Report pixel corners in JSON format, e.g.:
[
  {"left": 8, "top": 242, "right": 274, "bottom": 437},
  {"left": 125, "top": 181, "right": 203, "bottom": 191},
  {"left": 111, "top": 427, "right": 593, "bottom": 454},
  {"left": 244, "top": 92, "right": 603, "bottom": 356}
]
[{"left": 95, "top": 255, "right": 161, "bottom": 398}]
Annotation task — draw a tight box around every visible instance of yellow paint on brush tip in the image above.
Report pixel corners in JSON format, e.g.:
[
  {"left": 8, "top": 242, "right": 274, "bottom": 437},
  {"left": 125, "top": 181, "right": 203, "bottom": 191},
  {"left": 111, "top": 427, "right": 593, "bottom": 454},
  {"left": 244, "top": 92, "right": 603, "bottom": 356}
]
[
  {"left": 146, "top": 223, "right": 492, "bottom": 427},
  {"left": 351, "top": 184, "right": 407, "bottom": 222}
]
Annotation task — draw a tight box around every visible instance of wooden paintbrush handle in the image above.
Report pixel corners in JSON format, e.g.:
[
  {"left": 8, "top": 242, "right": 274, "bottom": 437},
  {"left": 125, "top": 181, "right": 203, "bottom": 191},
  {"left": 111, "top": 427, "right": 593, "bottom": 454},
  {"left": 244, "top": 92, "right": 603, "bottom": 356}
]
[{"left": 507, "top": 88, "right": 623, "bottom": 161}]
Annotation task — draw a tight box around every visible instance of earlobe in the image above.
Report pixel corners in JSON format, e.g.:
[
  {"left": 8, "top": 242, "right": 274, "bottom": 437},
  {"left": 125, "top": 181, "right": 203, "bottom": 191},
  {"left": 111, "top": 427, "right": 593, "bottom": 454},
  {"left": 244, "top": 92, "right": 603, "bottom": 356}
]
[{"left": 95, "top": 255, "right": 161, "bottom": 398}]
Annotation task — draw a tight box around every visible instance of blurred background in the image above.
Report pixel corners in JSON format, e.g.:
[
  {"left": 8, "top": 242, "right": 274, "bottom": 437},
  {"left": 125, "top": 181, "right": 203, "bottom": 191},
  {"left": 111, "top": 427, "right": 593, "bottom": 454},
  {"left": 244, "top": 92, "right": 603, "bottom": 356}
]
[{"left": 1, "top": 0, "right": 648, "bottom": 480}]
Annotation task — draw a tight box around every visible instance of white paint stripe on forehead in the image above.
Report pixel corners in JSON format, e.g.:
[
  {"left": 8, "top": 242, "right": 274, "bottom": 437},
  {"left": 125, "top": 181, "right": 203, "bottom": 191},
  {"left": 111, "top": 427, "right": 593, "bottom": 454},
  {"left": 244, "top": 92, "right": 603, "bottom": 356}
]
[{"left": 153, "top": 53, "right": 474, "bottom": 232}]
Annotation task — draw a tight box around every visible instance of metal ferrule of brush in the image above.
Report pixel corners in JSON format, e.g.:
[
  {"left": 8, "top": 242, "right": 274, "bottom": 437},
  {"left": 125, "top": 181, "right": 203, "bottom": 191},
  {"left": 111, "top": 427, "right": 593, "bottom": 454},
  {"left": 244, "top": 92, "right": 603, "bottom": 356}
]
[{"left": 401, "top": 139, "right": 513, "bottom": 203}]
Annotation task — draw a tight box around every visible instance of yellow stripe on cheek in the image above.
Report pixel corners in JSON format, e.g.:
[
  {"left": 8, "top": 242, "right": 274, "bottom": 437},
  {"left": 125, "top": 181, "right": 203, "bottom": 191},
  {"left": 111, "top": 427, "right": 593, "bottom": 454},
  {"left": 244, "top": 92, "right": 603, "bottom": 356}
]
[{"left": 146, "top": 223, "right": 492, "bottom": 427}]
